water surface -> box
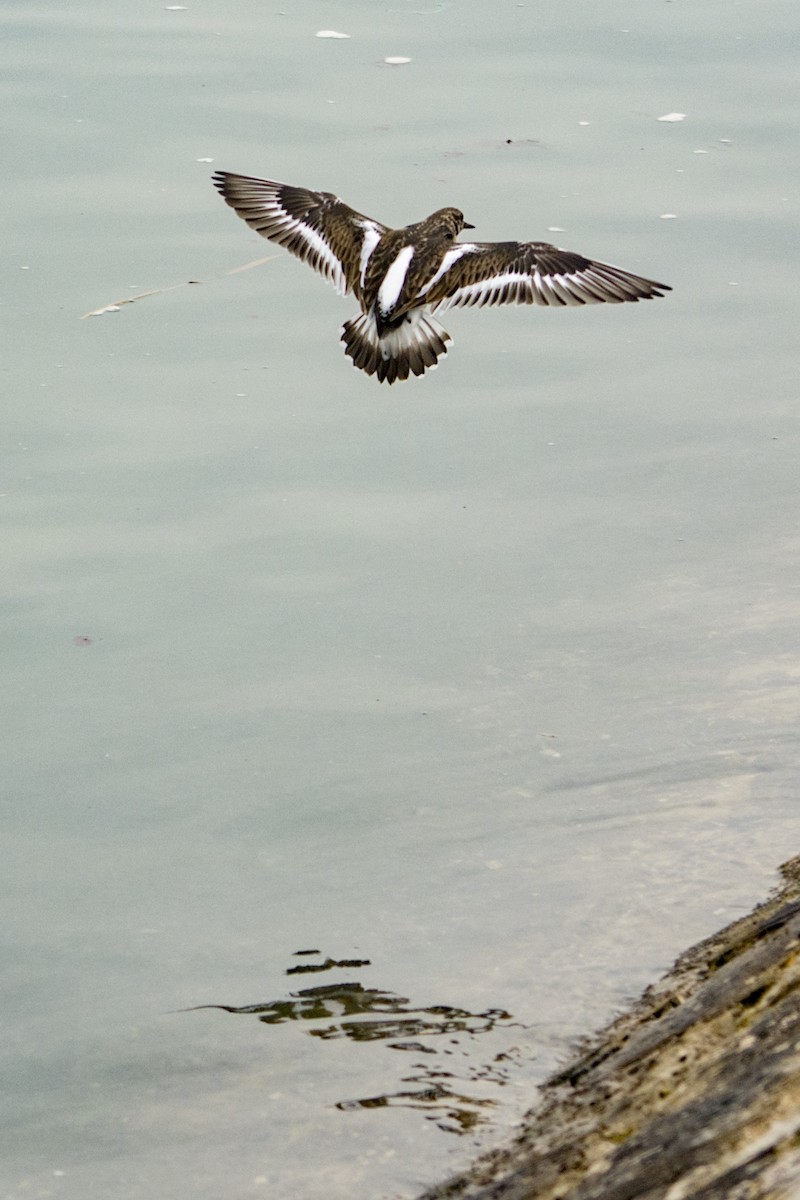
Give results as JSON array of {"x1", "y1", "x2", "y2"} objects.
[{"x1": 3, "y1": 1, "x2": 800, "y2": 1196}]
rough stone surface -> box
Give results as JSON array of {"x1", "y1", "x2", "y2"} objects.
[{"x1": 418, "y1": 857, "x2": 800, "y2": 1200}]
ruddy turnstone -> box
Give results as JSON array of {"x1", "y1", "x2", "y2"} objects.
[{"x1": 212, "y1": 171, "x2": 671, "y2": 384}]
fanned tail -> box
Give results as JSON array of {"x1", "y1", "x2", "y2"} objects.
[{"x1": 341, "y1": 310, "x2": 452, "y2": 384}]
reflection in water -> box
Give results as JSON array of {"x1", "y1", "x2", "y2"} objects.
[
  {"x1": 337, "y1": 1082, "x2": 495, "y2": 1133},
  {"x1": 287, "y1": 956, "x2": 371, "y2": 976},
  {"x1": 183, "y1": 951, "x2": 522, "y2": 1134}
]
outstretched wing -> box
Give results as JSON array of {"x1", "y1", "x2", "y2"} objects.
[
  {"x1": 211, "y1": 172, "x2": 387, "y2": 301},
  {"x1": 421, "y1": 241, "x2": 671, "y2": 311}
]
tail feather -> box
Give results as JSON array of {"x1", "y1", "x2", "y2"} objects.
[{"x1": 341, "y1": 309, "x2": 452, "y2": 384}]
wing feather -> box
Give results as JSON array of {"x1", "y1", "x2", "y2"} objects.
[{"x1": 425, "y1": 241, "x2": 671, "y2": 312}]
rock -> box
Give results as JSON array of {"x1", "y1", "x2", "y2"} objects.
[{"x1": 419, "y1": 856, "x2": 800, "y2": 1200}]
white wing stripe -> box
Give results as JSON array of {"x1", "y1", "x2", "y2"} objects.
[
  {"x1": 223, "y1": 181, "x2": 351, "y2": 295},
  {"x1": 270, "y1": 211, "x2": 349, "y2": 295},
  {"x1": 433, "y1": 265, "x2": 625, "y2": 311},
  {"x1": 418, "y1": 243, "x2": 479, "y2": 296},
  {"x1": 435, "y1": 269, "x2": 532, "y2": 311}
]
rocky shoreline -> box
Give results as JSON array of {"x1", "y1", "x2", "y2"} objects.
[{"x1": 418, "y1": 855, "x2": 800, "y2": 1200}]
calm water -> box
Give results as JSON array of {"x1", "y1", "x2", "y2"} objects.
[{"x1": 4, "y1": 0, "x2": 800, "y2": 1196}]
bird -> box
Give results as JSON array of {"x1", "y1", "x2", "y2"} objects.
[{"x1": 211, "y1": 171, "x2": 671, "y2": 384}]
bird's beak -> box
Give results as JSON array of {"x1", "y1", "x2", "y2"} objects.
[{"x1": 463, "y1": 221, "x2": 475, "y2": 229}]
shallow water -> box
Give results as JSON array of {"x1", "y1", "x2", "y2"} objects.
[{"x1": 4, "y1": 1, "x2": 800, "y2": 1196}]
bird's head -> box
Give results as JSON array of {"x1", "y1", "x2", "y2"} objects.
[{"x1": 428, "y1": 207, "x2": 476, "y2": 241}]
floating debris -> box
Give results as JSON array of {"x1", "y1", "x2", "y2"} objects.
[
  {"x1": 80, "y1": 255, "x2": 280, "y2": 318},
  {"x1": 659, "y1": 213, "x2": 678, "y2": 219},
  {"x1": 316, "y1": 29, "x2": 350, "y2": 39},
  {"x1": 85, "y1": 302, "x2": 121, "y2": 315},
  {"x1": 658, "y1": 111, "x2": 686, "y2": 122}
]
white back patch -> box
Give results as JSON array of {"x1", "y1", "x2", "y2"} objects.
[{"x1": 377, "y1": 245, "x2": 415, "y2": 316}]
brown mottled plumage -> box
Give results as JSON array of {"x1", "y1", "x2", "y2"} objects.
[{"x1": 212, "y1": 172, "x2": 671, "y2": 383}]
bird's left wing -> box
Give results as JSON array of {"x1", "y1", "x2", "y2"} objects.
[
  {"x1": 421, "y1": 241, "x2": 671, "y2": 311},
  {"x1": 212, "y1": 172, "x2": 387, "y2": 300}
]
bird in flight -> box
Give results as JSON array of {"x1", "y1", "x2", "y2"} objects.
[{"x1": 212, "y1": 172, "x2": 671, "y2": 384}]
